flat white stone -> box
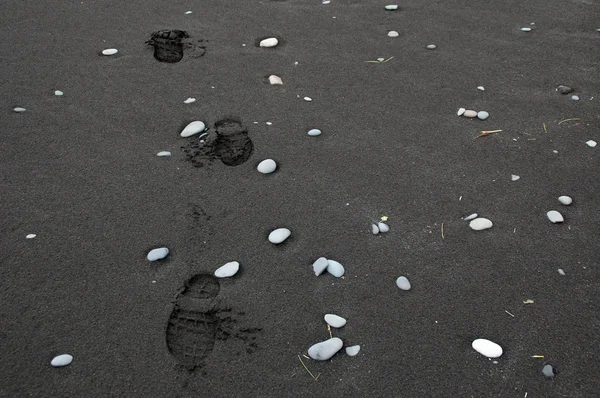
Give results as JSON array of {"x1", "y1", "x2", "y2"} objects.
[
  {"x1": 259, "y1": 38, "x2": 278, "y2": 48},
  {"x1": 304, "y1": 97, "x2": 312, "y2": 102},
  {"x1": 463, "y1": 110, "x2": 477, "y2": 118},
  {"x1": 396, "y1": 276, "x2": 411, "y2": 290},
  {"x1": 457, "y1": 108, "x2": 466, "y2": 116},
  {"x1": 472, "y1": 339, "x2": 503, "y2": 358},
  {"x1": 180, "y1": 121, "x2": 206, "y2": 137},
  {"x1": 384, "y1": 5, "x2": 398, "y2": 10},
  {"x1": 13, "y1": 107, "x2": 26, "y2": 112},
  {"x1": 324, "y1": 314, "x2": 347, "y2": 328},
  {"x1": 51, "y1": 354, "x2": 73, "y2": 367},
  {"x1": 185, "y1": 11, "x2": 192, "y2": 14},
  {"x1": 308, "y1": 337, "x2": 343, "y2": 360},
  {"x1": 547, "y1": 210, "x2": 564, "y2": 223},
  {"x1": 257, "y1": 159, "x2": 277, "y2": 174},
  {"x1": 520, "y1": 27, "x2": 532, "y2": 32},
  {"x1": 511, "y1": 174, "x2": 520, "y2": 181},
  {"x1": 372, "y1": 224, "x2": 379, "y2": 235},
  {"x1": 477, "y1": 111, "x2": 489, "y2": 120},
  {"x1": 388, "y1": 31, "x2": 399, "y2": 37},
  {"x1": 469, "y1": 218, "x2": 493, "y2": 230},
  {"x1": 345, "y1": 345, "x2": 361, "y2": 356},
  {"x1": 586, "y1": 140, "x2": 597, "y2": 148},
  {"x1": 268, "y1": 75, "x2": 283, "y2": 85},
  {"x1": 156, "y1": 151, "x2": 171, "y2": 157},
  {"x1": 54, "y1": 90, "x2": 64, "y2": 96},
  {"x1": 378, "y1": 222, "x2": 390, "y2": 233},
  {"x1": 477, "y1": 86, "x2": 485, "y2": 91},
  {"x1": 313, "y1": 257, "x2": 329, "y2": 276},
  {"x1": 147, "y1": 247, "x2": 169, "y2": 261},
  {"x1": 308, "y1": 129, "x2": 322, "y2": 137},
  {"x1": 558, "y1": 268, "x2": 566, "y2": 276},
  {"x1": 426, "y1": 44, "x2": 437, "y2": 49},
  {"x1": 463, "y1": 213, "x2": 478, "y2": 221},
  {"x1": 265, "y1": 122, "x2": 272, "y2": 126},
  {"x1": 102, "y1": 48, "x2": 118, "y2": 55},
  {"x1": 183, "y1": 98, "x2": 196, "y2": 104},
  {"x1": 26, "y1": 234, "x2": 36, "y2": 239},
  {"x1": 327, "y1": 259, "x2": 345, "y2": 277},
  {"x1": 214, "y1": 261, "x2": 240, "y2": 278},
  {"x1": 558, "y1": 196, "x2": 572, "y2": 205},
  {"x1": 268, "y1": 228, "x2": 291, "y2": 244}
]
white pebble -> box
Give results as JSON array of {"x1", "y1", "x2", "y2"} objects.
[
  {"x1": 313, "y1": 257, "x2": 329, "y2": 276},
  {"x1": 266, "y1": 122, "x2": 272, "y2": 126},
  {"x1": 469, "y1": 218, "x2": 493, "y2": 231},
  {"x1": 463, "y1": 213, "x2": 478, "y2": 221},
  {"x1": 183, "y1": 98, "x2": 196, "y2": 104},
  {"x1": 214, "y1": 261, "x2": 240, "y2": 278},
  {"x1": 185, "y1": 11, "x2": 192, "y2": 14},
  {"x1": 477, "y1": 86, "x2": 485, "y2": 91},
  {"x1": 384, "y1": 4, "x2": 398, "y2": 10},
  {"x1": 268, "y1": 75, "x2": 283, "y2": 85},
  {"x1": 388, "y1": 31, "x2": 399, "y2": 37},
  {"x1": 268, "y1": 228, "x2": 291, "y2": 244},
  {"x1": 472, "y1": 339, "x2": 503, "y2": 358},
  {"x1": 327, "y1": 259, "x2": 345, "y2": 277},
  {"x1": 377, "y1": 222, "x2": 390, "y2": 233},
  {"x1": 520, "y1": 27, "x2": 532, "y2": 32},
  {"x1": 156, "y1": 151, "x2": 171, "y2": 157},
  {"x1": 102, "y1": 48, "x2": 118, "y2": 55},
  {"x1": 463, "y1": 110, "x2": 477, "y2": 118},
  {"x1": 180, "y1": 121, "x2": 206, "y2": 137},
  {"x1": 426, "y1": 44, "x2": 437, "y2": 50},
  {"x1": 259, "y1": 38, "x2": 278, "y2": 48},
  {"x1": 477, "y1": 111, "x2": 489, "y2": 120},
  {"x1": 372, "y1": 224, "x2": 380, "y2": 235},
  {"x1": 51, "y1": 354, "x2": 73, "y2": 367},
  {"x1": 345, "y1": 345, "x2": 360, "y2": 356},
  {"x1": 26, "y1": 234, "x2": 36, "y2": 239},
  {"x1": 396, "y1": 276, "x2": 411, "y2": 290},
  {"x1": 147, "y1": 247, "x2": 169, "y2": 261},
  {"x1": 324, "y1": 314, "x2": 347, "y2": 328},
  {"x1": 54, "y1": 90, "x2": 63, "y2": 96},
  {"x1": 307, "y1": 129, "x2": 322, "y2": 137},
  {"x1": 558, "y1": 196, "x2": 572, "y2": 205},
  {"x1": 586, "y1": 140, "x2": 597, "y2": 148},
  {"x1": 457, "y1": 108, "x2": 466, "y2": 116},
  {"x1": 571, "y1": 95, "x2": 580, "y2": 101},
  {"x1": 304, "y1": 97, "x2": 312, "y2": 102},
  {"x1": 308, "y1": 337, "x2": 343, "y2": 361},
  {"x1": 558, "y1": 268, "x2": 566, "y2": 276},
  {"x1": 377, "y1": 58, "x2": 385, "y2": 62},
  {"x1": 511, "y1": 174, "x2": 520, "y2": 181},
  {"x1": 547, "y1": 210, "x2": 564, "y2": 223},
  {"x1": 13, "y1": 107, "x2": 26, "y2": 112},
  {"x1": 257, "y1": 159, "x2": 277, "y2": 174}
]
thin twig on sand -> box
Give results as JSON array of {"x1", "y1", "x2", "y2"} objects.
[
  {"x1": 298, "y1": 355, "x2": 317, "y2": 380},
  {"x1": 475, "y1": 130, "x2": 502, "y2": 139}
]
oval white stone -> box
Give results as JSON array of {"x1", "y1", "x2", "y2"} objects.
[
  {"x1": 511, "y1": 174, "x2": 520, "y2": 181},
  {"x1": 313, "y1": 257, "x2": 329, "y2": 276},
  {"x1": 327, "y1": 259, "x2": 345, "y2": 277},
  {"x1": 26, "y1": 234, "x2": 37, "y2": 239},
  {"x1": 586, "y1": 140, "x2": 597, "y2": 148},
  {"x1": 371, "y1": 224, "x2": 379, "y2": 235},
  {"x1": 324, "y1": 314, "x2": 347, "y2": 328},
  {"x1": 469, "y1": 218, "x2": 493, "y2": 230},
  {"x1": 308, "y1": 337, "x2": 343, "y2": 360},
  {"x1": 55, "y1": 90, "x2": 64, "y2": 96},
  {"x1": 180, "y1": 121, "x2": 206, "y2": 137},
  {"x1": 547, "y1": 210, "x2": 564, "y2": 223},
  {"x1": 268, "y1": 228, "x2": 291, "y2": 244},
  {"x1": 477, "y1": 111, "x2": 489, "y2": 120},
  {"x1": 51, "y1": 354, "x2": 73, "y2": 367},
  {"x1": 558, "y1": 196, "x2": 572, "y2": 205},
  {"x1": 520, "y1": 27, "x2": 532, "y2": 32},
  {"x1": 457, "y1": 108, "x2": 466, "y2": 116},
  {"x1": 378, "y1": 222, "x2": 390, "y2": 233},
  {"x1": 477, "y1": 86, "x2": 485, "y2": 91},
  {"x1": 346, "y1": 345, "x2": 360, "y2": 356},
  {"x1": 396, "y1": 276, "x2": 411, "y2": 290},
  {"x1": 13, "y1": 107, "x2": 26, "y2": 112},
  {"x1": 268, "y1": 75, "x2": 283, "y2": 85},
  {"x1": 558, "y1": 268, "x2": 566, "y2": 276},
  {"x1": 388, "y1": 31, "x2": 399, "y2": 37},
  {"x1": 257, "y1": 159, "x2": 277, "y2": 174},
  {"x1": 426, "y1": 44, "x2": 437, "y2": 49},
  {"x1": 147, "y1": 247, "x2": 169, "y2": 261},
  {"x1": 308, "y1": 129, "x2": 322, "y2": 137},
  {"x1": 157, "y1": 151, "x2": 171, "y2": 157},
  {"x1": 463, "y1": 110, "x2": 477, "y2": 118},
  {"x1": 463, "y1": 213, "x2": 478, "y2": 221},
  {"x1": 214, "y1": 261, "x2": 240, "y2": 278},
  {"x1": 304, "y1": 97, "x2": 312, "y2": 102},
  {"x1": 184, "y1": 98, "x2": 196, "y2": 104},
  {"x1": 384, "y1": 5, "x2": 398, "y2": 10},
  {"x1": 259, "y1": 38, "x2": 278, "y2": 48},
  {"x1": 472, "y1": 339, "x2": 503, "y2": 358},
  {"x1": 102, "y1": 48, "x2": 118, "y2": 55}
]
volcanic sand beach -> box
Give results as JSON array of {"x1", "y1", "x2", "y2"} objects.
[{"x1": 1, "y1": 0, "x2": 599, "y2": 396}]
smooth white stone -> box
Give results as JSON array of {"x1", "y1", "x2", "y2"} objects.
[
  {"x1": 180, "y1": 121, "x2": 206, "y2": 137},
  {"x1": 102, "y1": 48, "x2": 118, "y2": 55},
  {"x1": 308, "y1": 129, "x2": 322, "y2": 137},
  {"x1": 185, "y1": 11, "x2": 192, "y2": 14},
  {"x1": 371, "y1": 224, "x2": 379, "y2": 235},
  {"x1": 472, "y1": 339, "x2": 503, "y2": 358},
  {"x1": 586, "y1": 140, "x2": 597, "y2": 147},
  {"x1": 147, "y1": 247, "x2": 169, "y2": 261},
  {"x1": 457, "y1": 108, "x2": 466, "y2": 116},
  {"x1": 259, "y1": 38, "x2": 278, "y2": 48},
  {"x1": 388, "y1": 31, "x2": 399, "y2": 37},
  {"x1": 156, "y1": 151, "x2": 171, "y2": 157},
  {"x1": 558, "y1": 268, "x2": 566, "y2": 276},
  {"x1": 520, "y1": 27, "x2": 532, "y2": 32},
  {"x1": 51, "y1": 354, "x2": 73, "y2": 367},
  {"x1": 54, "y1": 90, "x2": 64, "y2": 96},
  {"x1": 477, "y1": 86, "x2": 485, "y2": 91},
  {"x1": 304, "y1": 97, "x2": 312, "y2": 102},
  {"x1": 268, "y1": 75, "x2": 283, "y2": 85},
  {"x1": 308, "y1": 337, "x2": 343, "y2": 360},
  {"x1": 384, "y1": 5, "x2": 398, "y2": 10},
  {"x1": 469, "y1": 218, "x2": 493, "y2": 230},
  {"x1": 426, "y1": 44, "x2": 437, "y2": 49},
  {"x1": 396, "y1": 276, "x2": 411, "y2": 290},
  {"x1": 345, "y1": 345, "x2": 361, "y2": 356},
  {"x1": 183, "y1": 98, "x2": 196, "y2": 104},
  {"x1": 313, "y1": 257, "x2": 329, "y2": 276},
  {"x1": 13, "y1": 107, "x2": 26, "y2": 112},
  {"x1": 326, "y1": 259, "x2": 345, "y2": 277},
  {"x1": 463, "y1": 213, "x2": 478, "y2": 221},
  {"x1": 268, "y1": 228, "x2": 291, "y2": 244},
  {"x1": 378, "y1": 222, "x2": 390, "y2": 233},
  {"x1": 324, "y1": 314, "x2": 347, "y2": 328},
  {"x1": 214, "y1": 261, "x2": 240, "y2": 278},
  {"x1": 547, "y1": 210, "x2": 564, "y2": 223},
  {"x1": 477, "y1": 111, "x2": 489, "y2": 120},
  {"x1": 511, "y1": 174, "x2": 520, "y2": 181},
  {"x1": 558, "y1": 196, "x2": 572, "y2": 205},
  {"x1": 265, "y1": 122, "x2": 272, "y2": 126},
  {"x1": 463, "y1": 110, "x2": 477, "y2": 118},
  {"x1": 377, "y1": 58, "x2": 385, "y2": 62},
  {"x1": 26, "y1": 234, "x2": 36, "y2": 239},
  {"x1": 257, "y1": 159, "x2": 277, "y2": 174},
  {"x1": 571, "y1": 95, "x2": 579, "y2": 101}
]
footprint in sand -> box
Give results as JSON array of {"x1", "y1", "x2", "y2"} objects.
[{"x1": 146, "y1": 30, "x2": 206, "y2": 63}]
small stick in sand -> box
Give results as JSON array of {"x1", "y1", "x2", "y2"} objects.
[
  {"x1": 505, "y1": 310, "x2": 515, "y2": 317},
  {"x1": 441, "y1": 223, "x2": 445, "y2": 239},
  {"x1": 327, "y1": 324, "x2": 332, "y2": 339},
  {"x1": 475, "y1": 130, "x2": 502, "y2": 139},
  {"x1": 531, "y1": 355, "x2": 544, "y2": 358},
  {"x1": 558, "y1": 118, "x2": 580, "y2": 125},
  {"x1": 543, "y1": 123, "x2": 547, "y2": 133},
  {"x1": 298, "y1": 355, "x2": 317, "y2": 379}
]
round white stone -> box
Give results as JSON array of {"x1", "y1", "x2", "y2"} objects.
[
  {"x1": 183, "y1": 98, "x2": 196, "y2": 104},
  {"x1": 257, "y1": 159, "x2": 277, "y2": 174},
  {"x1": 324, "y1": 314, "x2": 347, "y2": 328},
  {"x1": 346, "y1": 345, "x2": 360, "y2": 356},
  {"x1": 51, "y1": 354, "x2": 73, "y2": 367},
  {"x1": 469, "y1": 218, "x2": 493, "y2": 231},
  {"x1": 463, "y1": 110, "x2": 477, "y2": 118},
  {"x1": 378, "y1": 222, "x2": 390, "y2": 233},
  {"x1": 102, "y1": 48, "x2": 118, "y2": 55},
  {"x1": 308, "y1": 337, "x2": 343, "y2": 361},
  {"x1": 586, "y1": 140, "x2": 597, "y2": 148},
  {"x1": 558, "y1": 196, "x2": 572, "y2": 205},
  {"x1": 384, "y1": 5, "x2": 398, "y2": 10},
  {"x1": 472, "y1": 339, "x2": 503, "y2": 358},
  {"x1": 520, "y1": 27, "x2": 532, "y2": 32},
  {"x1": 156, "y1": 151, "x2": 171, "y2": 157},
  {"x1": 426, "y1": 44, "x2": 437, "y2": 50},
  {"x1": 547, "y1": 210, "x2": 564, "y2": 223},
  {"x1": 511, "y1": 174, "x2": 520, "y2": 181},
  {"x1": 457, "y1": 108, "x2": 466, "y2": 116},
  {"x1": 13, "y1": 107, "x2": 26, "y2": 112},
  {"x1": 54, "y1": 90, "x2": 64, "y2": 96},
  {"x1": 388, "y1": 31, "x2": 399, "y2": 37},
  {"x1": 268, "y1": 228, "x2": 291, "y2": 244},
  {"x1": 214, "y1": 261, "x2": 240, "y2": 278},
  {"x1": 268, "y1": 75, "x2": 283, "y2": 85},
  {"x1": 372, "y1": 224, "x2": 380, "y2": 235},
  {"x1": 180, "y1": 121, "x2": 206, "y2": 137},
  {"x1": 477, "y1": 86, "x2": 485, "y2": 91},
  {"x1": 313, "y1": 257, "x2": 329, "y2": 276},
  {"x1": 396, "y1": 276, "x2": 411, "y2": 290},
  {"x1": 147, "y1": 247, "x2": 169, "y2": 261},
  {"x1": 477, "y1": 111, "x2": 489, "y2": 120},
  {"x1": 327, "y1": 259, "x2": 345, "y2": 277},
  {"x1": 26, "y1": 234, "x2": 37, "y2": 239},
  {"x1": 463, "y1": 213, "x2": 478, "y2": 221},
  {"x1": 307, "y1": 129, "x2": 322, "y2": 137},
  {"x1": 259, "y1": 38, "x2": 278, "y2": 48}
]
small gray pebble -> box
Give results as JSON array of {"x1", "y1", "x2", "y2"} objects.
[
  {"x1": 542, "y1": 364, "x2": 555, "y2": 379},
  {"x1": 477, "y1": 111, "x2": 489, "y2": 120},
  {"x1": 556, "y1": 85, "x2": 573, "y2": 95},
  {"x1": 571, "y1": 95, "x2": 579, "y2": 101}
]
